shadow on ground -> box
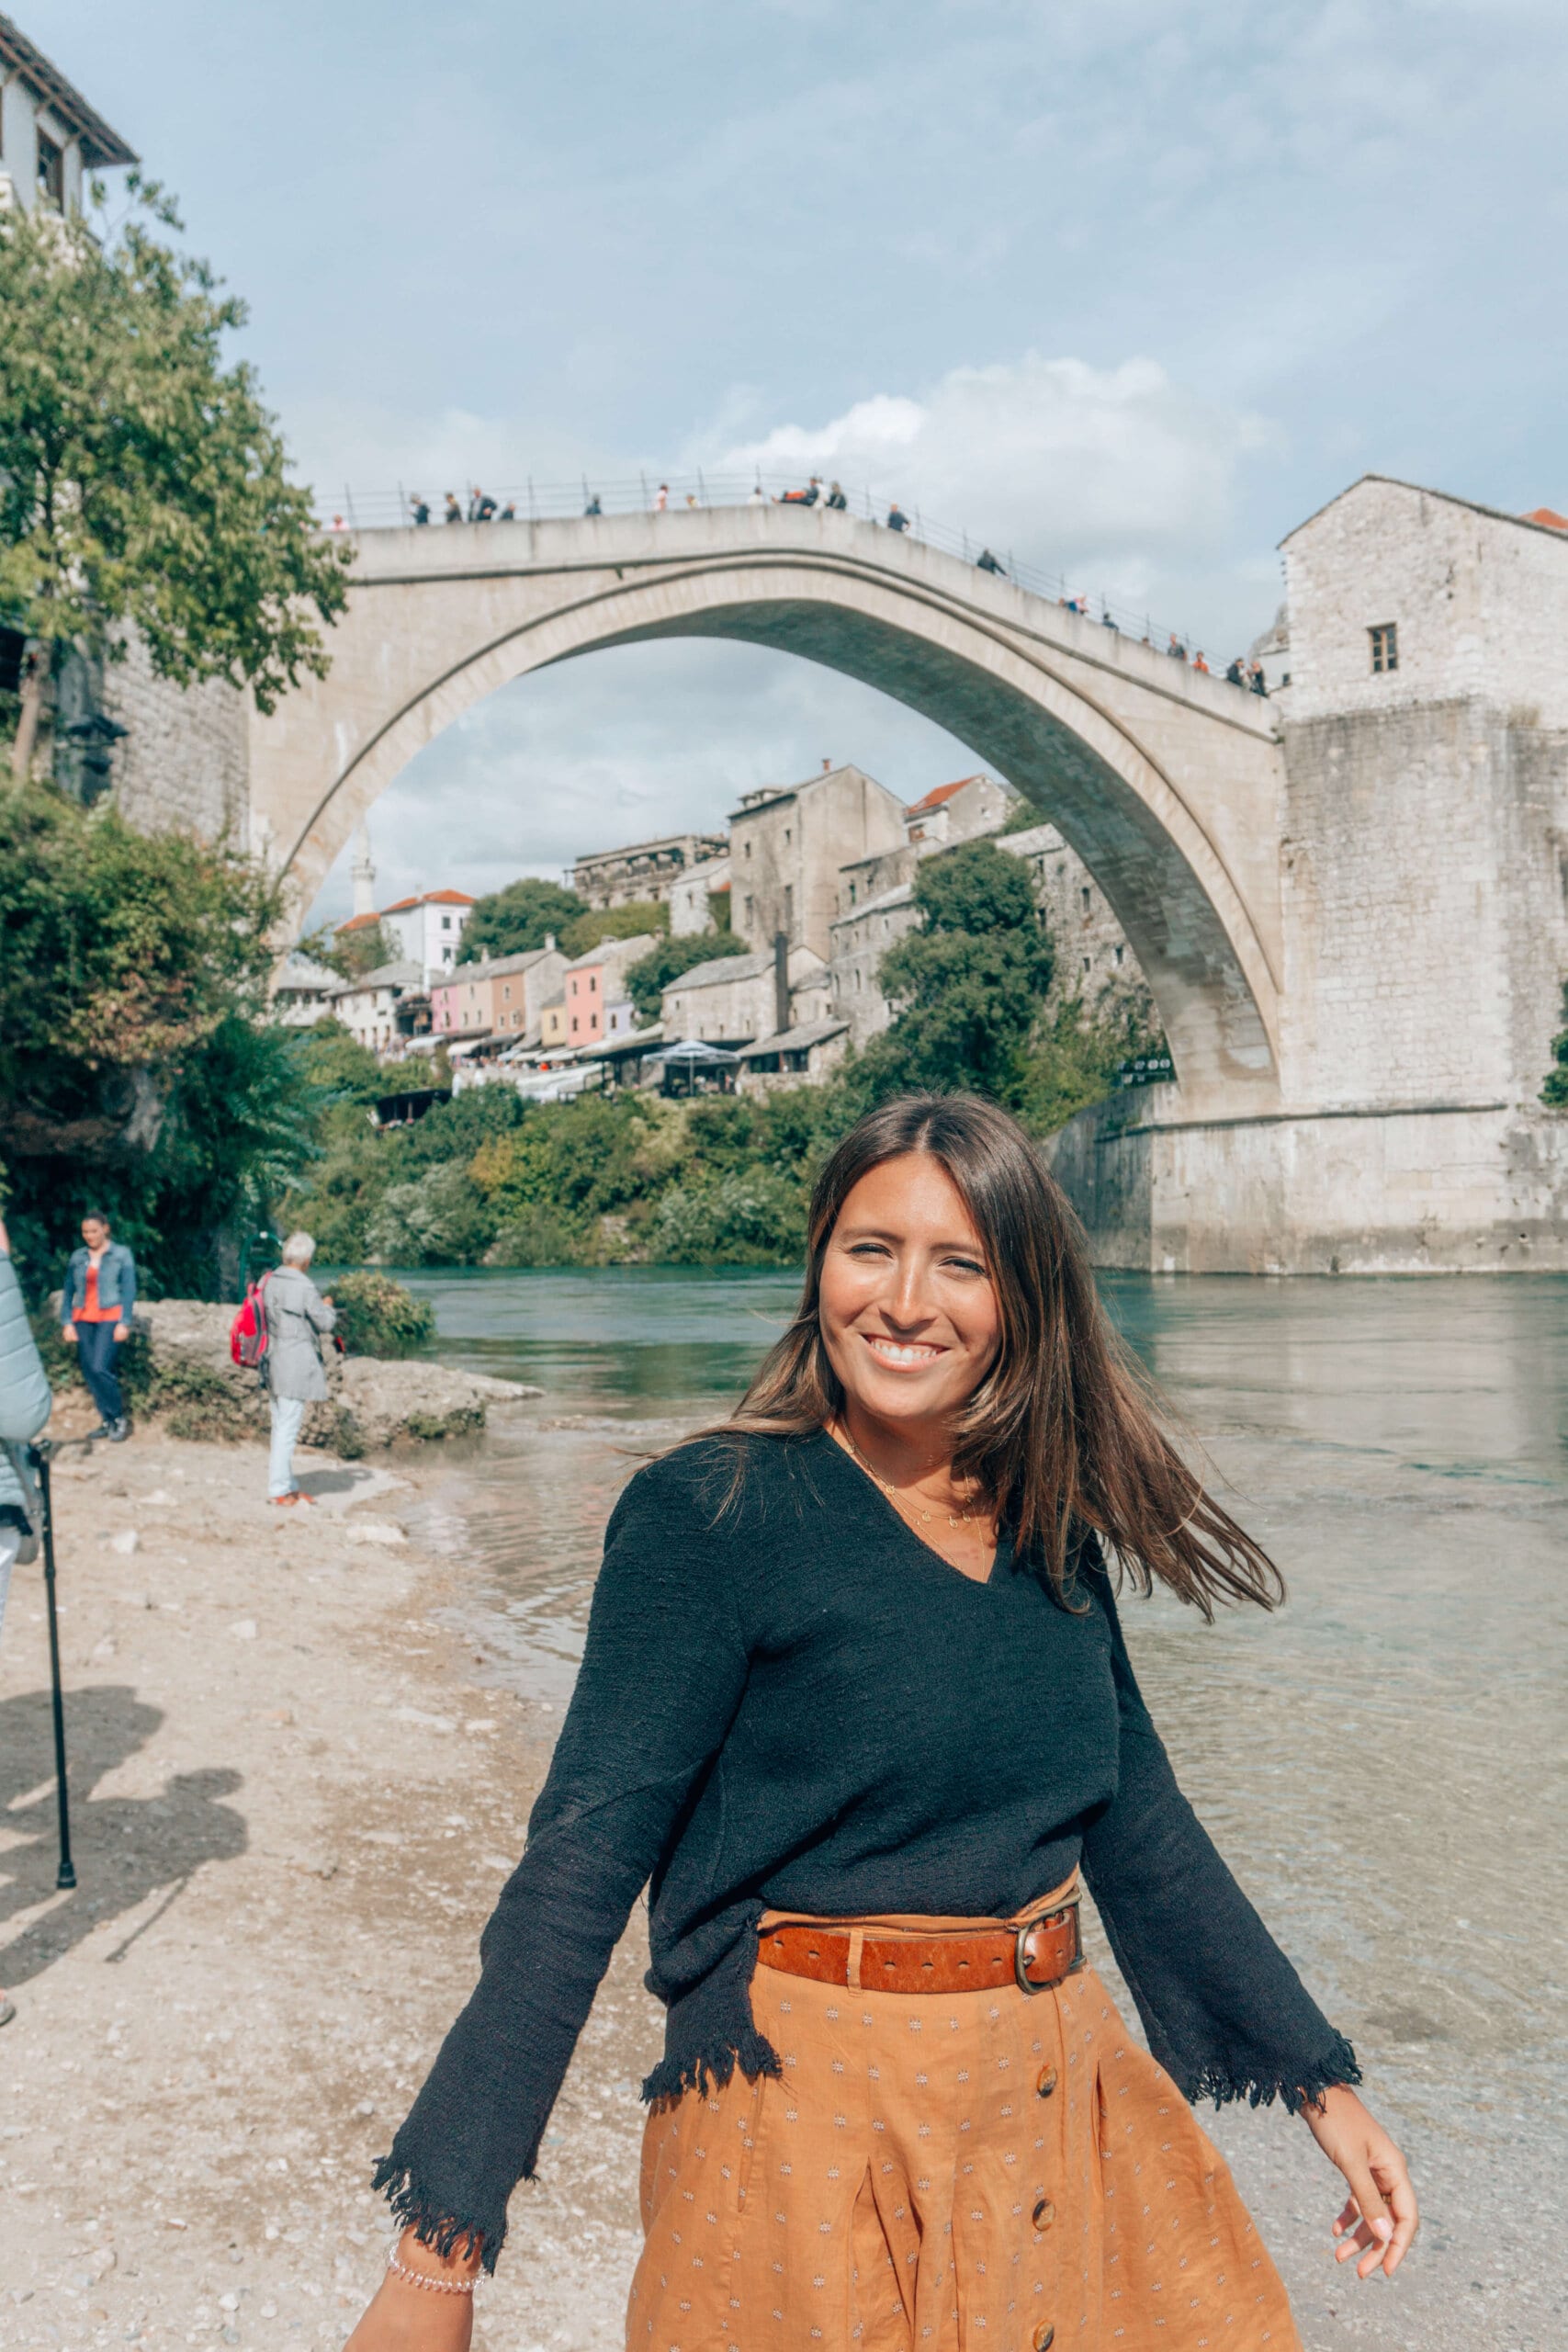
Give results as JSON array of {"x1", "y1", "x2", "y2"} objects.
[{"x1": 0, "y1": 1683, "x2": 247, "y2": 1985}]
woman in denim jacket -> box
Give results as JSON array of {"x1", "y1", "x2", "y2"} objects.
[{"x1": 61, "y1": 1211, "x2": 136, "y2": 1442}]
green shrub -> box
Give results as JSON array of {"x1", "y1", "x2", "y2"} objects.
[
  {"x1": 329, "y1": 1270, "x2": 435, "y2": 1358},
  {"x1": 649, "y1": 1167, "x2": 804, "y2": 1265},
  {"x1": 365, "y1": 1161, "x2": 499, "y2": 1265}
]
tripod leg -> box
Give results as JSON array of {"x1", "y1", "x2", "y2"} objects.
[{"x1": 38, "y1": 1453, "x2": 76, "y2": 1892}]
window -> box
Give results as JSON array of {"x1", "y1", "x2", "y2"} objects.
[
  {"x1": 37, "y1": 135, "x2": 63, "y2": 208},
  {"x1": 1081, "y1": 956, "x2": 1091, "y2": 973},
  {"x1": 1370, "y1": 623, "x2": 1398, "y2": 674},
  {"x1": 848, "y1": 881, "x2": 857, "y2": 907},
  {"x1": 745, "y1": 840, "x2": 752, "y2": 859},
  {"x1": 1080, "y1": 886, "x2": 1092, "y2": 913},
  {"x1": 502, "y1": 984, "x2": 512, "y2": 1001},
  {"x1": 784, "y1": 827, "x2": 792, "y2": 845},
  {"x1": 784, "y1": 884, "x2": 795, "y2": 934},
  {"x1": 441, "y1": 914, "x2": 452, "y2": 930},
  {"x1": 571, "y1": 1016, "x2": 580, "y2": 1034},
  {"x1": 744, "y1": 894, "x2": 754, "y2": 929},
  {"x1": 589, "y1": 974, "x2": 597, "y2": 992},
  {"x1": 442, "y1": 947, "x2": 453, "y2": 964},
  {"x1": 1114, "y1": 944, "x2": 1124, "y2": 967}
]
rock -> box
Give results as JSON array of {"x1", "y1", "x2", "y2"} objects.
[
  {"x1": 229, "y1": 1619, "x2": 258, "y2": 1641},
  {"x1": 108, "y1": 1530, "x2": 140, "y2": 1556},
  {"x1": 343, "y1": 1519, "x2": 408, "y2": 1547},
  {"x1": 132, "y1": 1301, "x2": 542, "y2": 1453}
]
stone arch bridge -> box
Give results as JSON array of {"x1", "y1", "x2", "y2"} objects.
[
  {"x1": 253, "y1": 504, "x2": 1284, "y2": 1124},
  {"x1": 246, "y1": 484, "x2": 1568, "y2": 1272}
]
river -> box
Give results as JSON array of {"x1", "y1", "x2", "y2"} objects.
[{"x1": 394, "y1": 1265, "x2": 1566, "y2": 2351}]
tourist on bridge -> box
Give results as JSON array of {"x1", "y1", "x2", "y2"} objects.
[
  {"x1": 263, "y1": 1232, "x2": 336, "y2": 1510},
  {"x1": 1226, "y1": 655, "x2": 1247, "y2": 685},
  {"x1": 1193, "y1": 650, "x2": 1211, "y2": 673},
  {"x1": 886, "y1": 498, "x2": 910, "y2": 530},
  {"x1": 976, "y1": 545, "x2": 1005, "y2": 574},
  {"x1": 1251, "y1": 661, "x2": 1269, "y2": 695},
  {"x1": 653, "y1": 483, "x2": 670, "y2": 510},
  {"x1": 583, "y1": 491, "x2": 603, "y2": 515},
  {"x1": 1167, "y1": 630, "x2": 1188, "y2": 660},
  {"x1": 747, "y1": 482, "x2": 767, "y2": 505},
  {"x1": 410, "y1": 494, "x2": 431, "y2": 526},
  {"x1": 776, "y1": 477, "x2": 821, "y2": 505},
  {"x1": 351, "y1": 1094, "x2": 1416, "y2": 2351},
  {"x1": 1101, "y1": 606, "x2": 1119, "y2": 630},
  {"x1": 473, "y1": 489, "x2": 498, "y2": 523},
  {"x1": 826, "y1": 480, "x2": 848, "y2": 510},
  {"x1": 61, "y1": 1210, "x2": 135, "y2": 1443},
  {"x1": 444, "y1": 493, "x2": 462, "y2": 524}
]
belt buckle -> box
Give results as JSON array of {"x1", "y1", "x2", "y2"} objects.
[{"x1": 1014, "y1": 1888, "x2": 1083, "y2": 1996}]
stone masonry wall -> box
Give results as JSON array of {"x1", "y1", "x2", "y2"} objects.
[
  {"x1": 1277, "y1": 701, "x2": 1568, "y2": 1112},
  {"x1": 101, "y1": 632, "x2": 251, "y2": 843}
]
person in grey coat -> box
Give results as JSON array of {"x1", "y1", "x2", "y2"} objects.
[
  {"x1": 263, "y1": 1232, "x2": 336, "y2": 1508},
  {"x1": 0, "y1": 1212, "x2": 53, "y2": 2030}
]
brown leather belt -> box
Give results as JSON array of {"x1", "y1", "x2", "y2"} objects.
[{"x1": 756, "y1": 1889, "x2": 1083, "y2": 1997}]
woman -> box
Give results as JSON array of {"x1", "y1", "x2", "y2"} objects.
[
  {"x1": 263, "y1": 1233, "x2": 336, "y2": 1509},
  {"x1": 351, "y1": 1095, "x2": 1416, "y2": 2349},
  {"x1": 61, "y1": 1210, "x2": 135, "y2": 1442}
]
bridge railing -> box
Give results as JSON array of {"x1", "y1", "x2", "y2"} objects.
[{"x1": 311, "y1": 472, "x2": 1259, "y2": 683}]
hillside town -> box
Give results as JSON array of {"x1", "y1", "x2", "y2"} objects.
[{"x1": 276, "y1": 763, "x2": 1147, "y2": 1101}]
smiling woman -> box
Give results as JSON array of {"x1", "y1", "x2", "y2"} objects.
[{"x1": 350, "y1": 1093, "x2": 1417, "y2": 2352}]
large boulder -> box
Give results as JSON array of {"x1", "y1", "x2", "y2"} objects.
[{"x1": 132, "y1": 1299, "x2": 539, "y2": 1451}]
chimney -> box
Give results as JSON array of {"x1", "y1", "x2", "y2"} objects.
[
  {"x1": 773, "y1": 931, "x2": 790, "y2": 1038},
  {"x1": 821, "y1": 757, "x2": 831, "y2": 773},
  {"x1": 544, "y1": 932, "x2": 556, "y2": 951}
]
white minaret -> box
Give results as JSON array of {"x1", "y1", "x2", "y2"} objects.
[{"x1": 352, "y1": 821, "x2": 377, "y2": 919}]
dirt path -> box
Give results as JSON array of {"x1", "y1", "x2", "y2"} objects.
[{"x1": 0, "y1": 1425, "x2": 656, "y2": 2351}]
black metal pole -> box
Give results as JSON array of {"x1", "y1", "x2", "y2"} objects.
[{"x1": 33, "y1": 1443, "x2": 76, "y2": 1890}]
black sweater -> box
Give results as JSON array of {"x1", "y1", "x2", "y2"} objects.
[{"x1": 377, "y1": 1431, "x2": 1358, "y2": 2266}]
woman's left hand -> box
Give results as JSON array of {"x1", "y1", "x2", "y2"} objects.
[
  {"x1": 1299, "y1": 2082, "x2": 1417, "y2": 2278},
  {"x1": 113, "y1": 1323, "x2": 130, "y2": 1342}
]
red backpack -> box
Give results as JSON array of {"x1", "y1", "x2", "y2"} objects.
[{"x1": 230, "y1": 1271, "x2": 274, "y2": 1368}]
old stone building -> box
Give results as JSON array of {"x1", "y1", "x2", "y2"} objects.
[
  {"x1": 730, "y1": 763, "x2": 906, "y2": 957},
  {"x1": 828, "y1": 767, "x2": 1146, "y2": 1048},
  {"x1": 570, "y1": 830, "x2": 728, "y2": 911},
  {"x1": 661, "y1": 944, "x2": 830, "y2": 1046},
  {"x1": 668, "y1": 853, "x2": 732, "y2": 935}
]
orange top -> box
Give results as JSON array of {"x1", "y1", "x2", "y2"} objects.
[{"x1": 77, "y1": 1261, "x2": 120, "y2": 1322}]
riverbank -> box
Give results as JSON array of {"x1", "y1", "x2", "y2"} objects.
[{"x1": 0, "y1": 1424, "x2": 659, "y2": 2349}]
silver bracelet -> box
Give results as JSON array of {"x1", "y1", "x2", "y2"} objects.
[{"x1": 386, "y1": 2246, "x2": 479, "y2": 2296}]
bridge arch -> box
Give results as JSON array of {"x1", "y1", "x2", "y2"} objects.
[{"x1": 251, "y1": 511, "x2": 1285, "y2": 1114}]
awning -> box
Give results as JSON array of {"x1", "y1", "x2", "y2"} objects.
[{"x1": 660, "y1": 1037, "x2": 740, "y2": 1066}]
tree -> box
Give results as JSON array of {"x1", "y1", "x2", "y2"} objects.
[
  {"x1": 858, "y1": 840, "x2": 1053, "y2": 1106},
  {"x1": 624, "y1": 926, "x2": 748, "y2": 1023},
  {"x1": 461, "y1": 876, "x2": 585, "y2": 963},
  {"x1": 561, "y1": 898, "x2": 670, "y2": 958},
  {"x1": 0, "y1": 783, "x2": 319, "y2": 1295},
  {"x1": 0, "y1": 181, "x2": 350, "y2": 781}
]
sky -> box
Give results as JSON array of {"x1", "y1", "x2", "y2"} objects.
[{"x1": 34, "y1": 0, "x2": 1568, "y2": 922}]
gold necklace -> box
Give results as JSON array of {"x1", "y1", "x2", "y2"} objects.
[{"x1": 838, "y1": 1423, "x2": 977, "y2": 1530}]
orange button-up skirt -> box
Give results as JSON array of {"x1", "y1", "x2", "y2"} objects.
[{"x1": 628, "y1": 1890, "x2": 1300, "y2": 2352}]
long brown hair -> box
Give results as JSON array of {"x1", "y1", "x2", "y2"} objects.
[{"x1": 719, "y1": 1092, "x2": 1281, "y2": 1619}]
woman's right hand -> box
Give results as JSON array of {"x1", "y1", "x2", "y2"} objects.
[{"x1": 344, "y1": 2233, "x2": 481, "y2": 2352}]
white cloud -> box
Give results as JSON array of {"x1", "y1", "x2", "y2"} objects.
[{"x1": 709, "y1": 354, "x2": 1273, "y2": 601}]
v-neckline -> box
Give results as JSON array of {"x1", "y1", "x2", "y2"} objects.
[{"x1": 819, "y1": 1426, "x2": 1008, "y2": 1589}]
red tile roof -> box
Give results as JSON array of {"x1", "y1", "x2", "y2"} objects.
[
  {"x1": 905, "y1": 775, "x2": 985, "y2": 817},
  {"x1": 1523, "y1": 506, "x2": 1568, "y2": 532},
  {"x1": 337, "y1": 911, "x2": 382, "y2": 933},
  {"x1": 379, "y1": 889, "x2": 477, "y2": 912}
]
